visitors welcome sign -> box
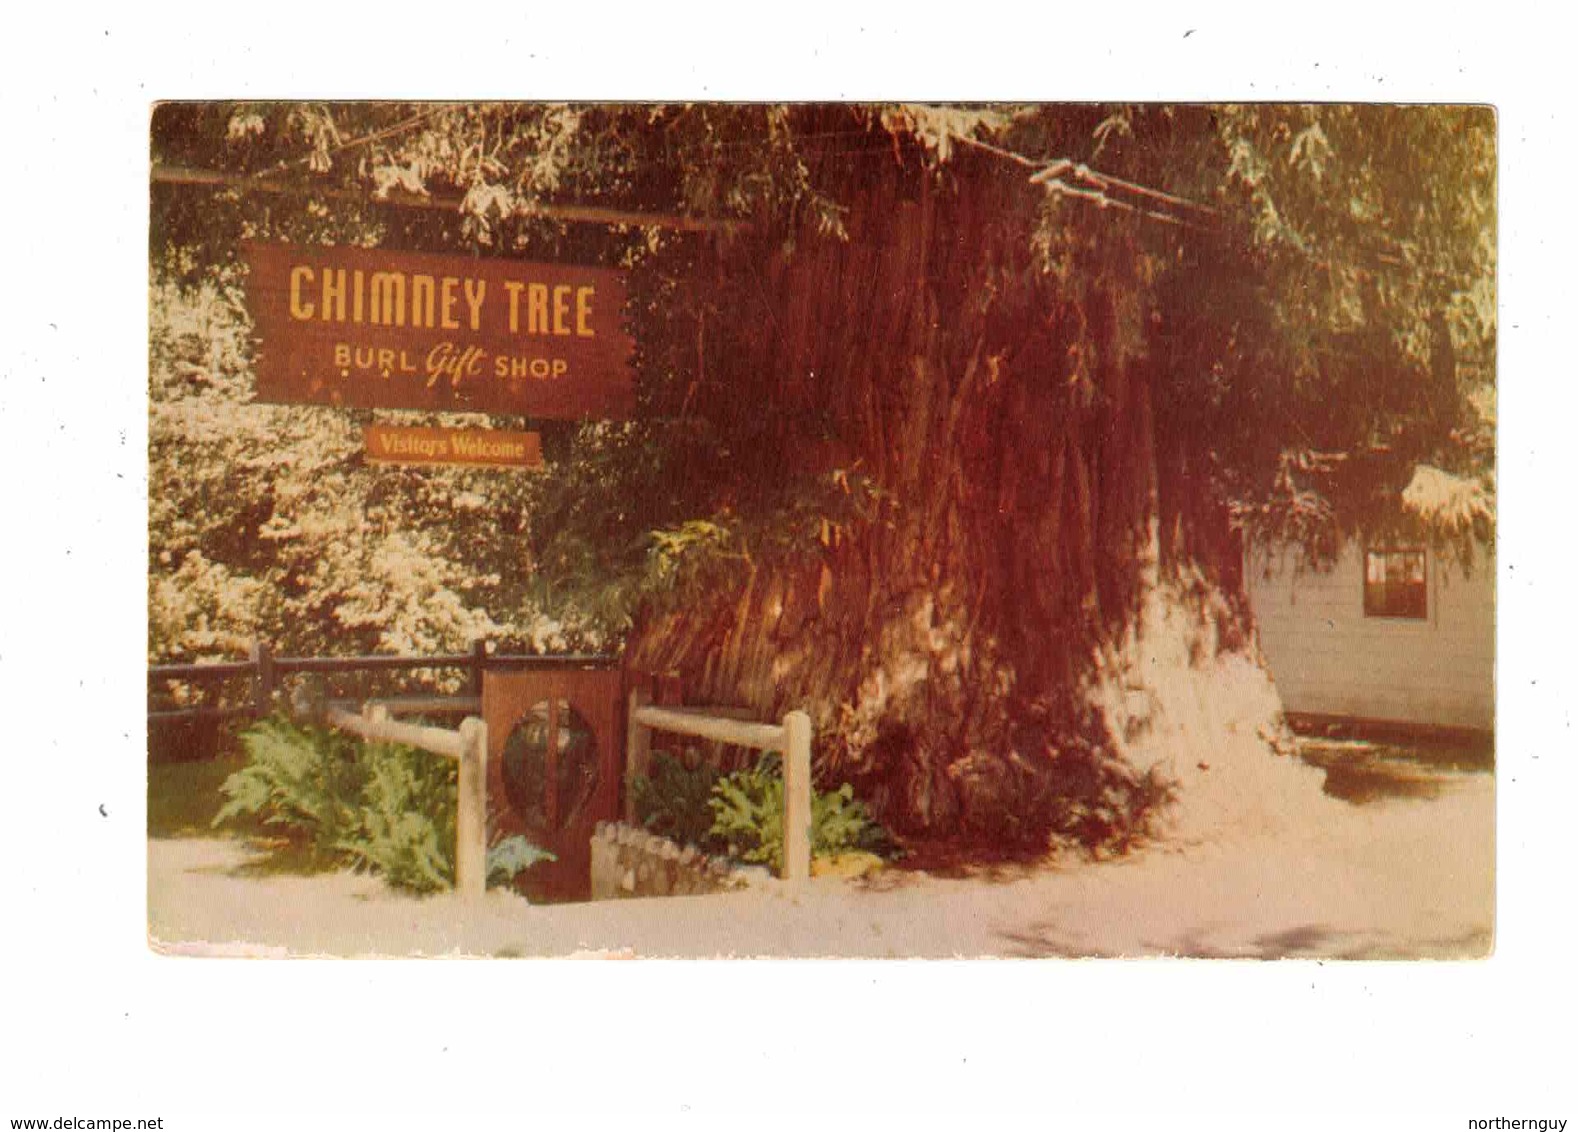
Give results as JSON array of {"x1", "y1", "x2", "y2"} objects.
[
  {"x1": 363, "y1": 425, "x2": 544, "y2": 469},
  {"x1": 243, "y1": 242, "x2": 636, "y2": 418}
]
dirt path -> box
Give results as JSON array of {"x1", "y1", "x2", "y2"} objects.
[{"x1": 148, "y1": 769, "x2": 1492, "y2": 959}]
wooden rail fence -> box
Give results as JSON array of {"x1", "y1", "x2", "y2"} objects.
[
  {"x1": 148, "y1": 641, "x2": 616, "y2": 726},
  {"x1": 625, "y1": 687, "x2": 814, "y2": 884},
  {"x1": 151, "y1": 643, "x2": 812, "y2": 890}
]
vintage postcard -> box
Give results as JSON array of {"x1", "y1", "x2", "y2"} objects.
[{"x1": 146, "y1": 102, "x2": 1495, "y2": 958}]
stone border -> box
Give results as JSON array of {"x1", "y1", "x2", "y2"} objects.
[{"x1": 589, "y1": 822, "x2": 773, "y2": 900}]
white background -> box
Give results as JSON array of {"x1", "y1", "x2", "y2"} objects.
[{"x1": 0, "y1": 2, "x2": 1572, "y2": 1126}]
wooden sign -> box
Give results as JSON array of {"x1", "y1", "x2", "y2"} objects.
[
  {"x1": 243, "y1": 242, "x2": 636, "y2": 418},
  {"x1": 363, "y1": 425, "x2": 543, "y2": 469}
]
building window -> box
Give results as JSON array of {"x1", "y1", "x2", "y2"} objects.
[{"x1": 1364, "y1": 548, "x2": 1427, "y2": 619}]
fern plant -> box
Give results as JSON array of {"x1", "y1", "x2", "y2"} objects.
[
  {"x1": 632, "y1": 750, "x2": 722, "y2": 849},
  {"x1": 215, "y1": 714, "x2": 553, "y2": 895},
  {"x1": 337, "y1": 742, "x2": 458, "y2": 893},
  {"x1": 487, "y1": 836, "x2": 557, "y2": 887},
  {"x1": 213, "y1": 716, "x2": 364, "y2": 857},
  {"x1": 707, "y1": 755, "x2": 889, "y2": 875}
]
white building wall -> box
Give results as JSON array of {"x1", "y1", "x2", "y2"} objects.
[{"x1": 1244, "y1": 541, "x2": 1495, "y2": 731}]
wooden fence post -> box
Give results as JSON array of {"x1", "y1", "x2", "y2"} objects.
[
  {"x1": 456, "y1": 717, "x2": 488, "y2": 901},
  {"x1": 781, "y1": 710, "x2": 812, "y2": 883},
  {"x1": 469, "y1": 639, "x2": 488, "y2": 698},
  {"x1": 625, "y1": 684, "x2": 652, "y2": 824},
  {"x1": 249, "y1": 642, "x2": 275, "y2": 718}
]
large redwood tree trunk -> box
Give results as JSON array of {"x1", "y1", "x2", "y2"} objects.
[{"x1": 628, "y1": 138, "x2": 1246, "y2": 848}]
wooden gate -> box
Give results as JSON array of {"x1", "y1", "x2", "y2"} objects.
[{"x1": 482, "y1": 667, "x2": 624, "y2": 901}]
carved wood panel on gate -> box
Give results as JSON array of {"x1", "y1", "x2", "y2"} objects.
[{"x1": 482, "y1": 667, "x2": 624, "y2": 901}]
